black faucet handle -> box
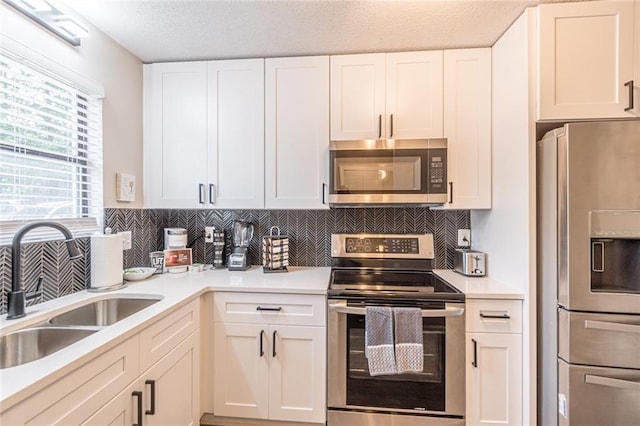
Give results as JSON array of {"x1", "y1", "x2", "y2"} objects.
[{"x1": 26, "y1": 275, "x2": 43, "y2": 301}]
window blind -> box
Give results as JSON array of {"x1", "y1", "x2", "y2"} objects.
[{"x1": 0, "y1": 48, "x2": 103, "y2": 242}]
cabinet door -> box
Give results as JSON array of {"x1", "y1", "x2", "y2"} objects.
[
  {"x1": 145, "y1": 330, "x2": 200, "y2": 426},
  {"x1": 144, "y1": 62, "x2": 208, "y2": 208},
  {"x1": 0, "y1": 336, "x2": 139, "y2": 425},
  {"x1": 330, "y1": 53, "x2": 386, "y2": 140},
  {"x1": 268, "y1": 325, "x2": 326, "y2": 423},
  {"x1": 81, "y1": 381, "x2": 139, "y2": 426},
  {"x1": 265, "y1": 56, "x2": 330, "y2": 209},
  {"x1": 207, "y1": 59, "x2": 264, "y2": 208},
  {"x1": 386, "y1": 51, "x2": 443, "y2": 139},
  {"x1": 213, "y1": 323, "x2": 269, "y2": 419},
  {"x1": 466, "y1": 333, "x2": 522, "y2": 426},
  {"x1": 443, "y1": 48, "x2": 491, "y2": 210},
  {"x1": 538, "y1": 1, "x2": 635, "y2": 119}
]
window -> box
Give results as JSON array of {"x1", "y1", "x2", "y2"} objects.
[{"x1": 0, "y1": 43, "x2": 103, "y2": 242}]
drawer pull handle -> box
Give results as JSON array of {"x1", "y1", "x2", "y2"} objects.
[
  {"x1": 145, "y1": 379, "x2": 156, "y2": 415},
  {"x1": 480, "y1": 313, "x2": 511, "y2": 319},
  {"x1": 584, "y1": 320, "x2": 640, "y2": 334},
  {"x1": 585, "y1": 374, "x2": 640, "y2": 391},
  {"x1": 132, "y1": 391, "x2": 143, "y2": 426},
  {"x1": 256, "y1": 306, "x2": 282, "y2": 312},
  {"x1": 259, "y1": 329, "x2": 265, "y2": 357},
  {"x1": 472, "y1": 338, "x2": 478, "y2": 368},
  {"x1": 272, "y1": 330, "x2": 278, "y2": 357}
]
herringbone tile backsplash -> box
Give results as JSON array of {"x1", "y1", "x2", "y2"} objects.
[{"x1": 1, "y1": 207, "x2": 469, "y2": 314}]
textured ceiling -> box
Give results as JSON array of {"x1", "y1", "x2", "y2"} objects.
[{"x1": 61, "y1": 0, "x2": 586, "y2": 63}]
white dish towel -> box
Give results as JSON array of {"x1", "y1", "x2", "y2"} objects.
[
  {"x1": 365, "y1": 306, "x2": 397, "y2": 376},
  {"x1": 393, "y1": 307, "x2": 424, "y2": 373}
]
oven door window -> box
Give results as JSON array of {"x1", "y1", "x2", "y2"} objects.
[
  {"x1": 346, "y1": 314, "x2": 445, "y2": 411},
  {"x1": 331, "y1": 149, "x2": 428, "y2": 194}
]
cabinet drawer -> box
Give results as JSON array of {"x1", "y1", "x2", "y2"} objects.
[
  {"x1": 139, "y1": 299, "x2": 200, "y2": 372},
  {"x1": 466, "y1": 299, "x2": 522, "y2": 333},
  {"x1": 1, "y1": 336, "x2": 139, "y2": 425},
  {"x1": 214, "y1": 292, "x2": 326, "y2": 326}
]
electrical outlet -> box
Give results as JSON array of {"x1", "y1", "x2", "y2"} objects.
[
  {"x1": 457, "y1": 229, "x2": 471, "y2": 247},
  {"x1": 204, "y1": 226, "x2": 214, "y2": 243},
  {"x1": 119, "y1": 231, "x2": 132, "y2": 250}
]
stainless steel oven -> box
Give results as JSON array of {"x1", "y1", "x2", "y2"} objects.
[
  {"x1": 329, "y1": 139, "x2": 447, "y2": 207},
  {"x1": 327, "y1": 234, "x2": 465, "y2": 426}
]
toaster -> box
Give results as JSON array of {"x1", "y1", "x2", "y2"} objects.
[{"x1": 454, "y1": 249, "x2": 486, "y2": 276}]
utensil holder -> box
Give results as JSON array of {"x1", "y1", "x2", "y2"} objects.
[{"x1": 263, "y1": 226, "x2": 289, "y2": 273}]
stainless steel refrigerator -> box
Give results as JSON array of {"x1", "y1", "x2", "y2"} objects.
[{"x1": 537, "y1": 120, "x2": 640, "y2": 426}]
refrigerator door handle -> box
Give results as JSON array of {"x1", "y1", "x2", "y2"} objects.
[
  {"x1": 584, "y1": 319, "x2": 640, "y2": 335},
  {"x1": 585, "y1": 374, "x2": 640, "y2": 391}
]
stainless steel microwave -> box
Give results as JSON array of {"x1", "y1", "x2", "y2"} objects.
[{"x1": 329, "y1": 139, "x2": 447, "y2": 207}]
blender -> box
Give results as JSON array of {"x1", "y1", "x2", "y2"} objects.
[{"x1": 228, "y1": 220, "x2": 254, "y2": 271}]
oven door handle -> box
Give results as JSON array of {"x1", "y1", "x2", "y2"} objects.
[{"x1": 328, "y1": 304, "x2": 464, "y2": 317}]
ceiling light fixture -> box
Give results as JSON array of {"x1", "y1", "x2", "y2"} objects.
[{"x1": 3, "y1": 0, "x2": 88, "y2": 46}]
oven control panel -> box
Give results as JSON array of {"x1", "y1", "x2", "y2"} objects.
[{"x1": 345, "y1": 237, "x2": 419, "y2": 254}]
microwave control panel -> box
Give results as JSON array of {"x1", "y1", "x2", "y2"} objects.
[
  {"x1": 427, "y1": 148, "x2": 447, "y2": 194},
  {"x1": 345, "y1": 237, "x2": 419, "y2": 254}
]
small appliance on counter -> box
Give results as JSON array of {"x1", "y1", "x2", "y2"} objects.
[
  {"x1": 454, "y1": 249, "x2": 486, "y2": 276},
  {"x1": 262, "y1": 226, "x2": 289, "y2": 273},
  {"x1": 164, "y1": 227, "x2": 187, "y2": 249},
  {"x1": 228, "y1": 220, "x2": 254, "y2": 271}
]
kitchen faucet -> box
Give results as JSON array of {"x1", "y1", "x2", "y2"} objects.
[{"x1": 7, "y1": 221, "x2": 83, "y2": 319}]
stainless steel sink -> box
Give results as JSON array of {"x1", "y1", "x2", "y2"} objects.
[
  {"x1": 0, "y1": 327, "x2": 97, "y2": 369},
  {"x1": 48, "y1": 297, "x2": 161, "y2": 327}
]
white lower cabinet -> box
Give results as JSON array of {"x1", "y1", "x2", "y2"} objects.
[
  {"x1": 465, "y1": 299, "x2": 522, "y2": 426},
  {"x1": 0, "y1": 299, "x2": 201, "y2": 426},
  {"x1": 213, "y1": 292, "x2": 326, "y2": 424},
  {"x1": 85, "y1": 330, "x2": 200, "y2": 426}
]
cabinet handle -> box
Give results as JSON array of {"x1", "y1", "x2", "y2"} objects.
[
  {"x1": 472, "y1": 338, "x2": 478, "y2": 368},
  {"x1": 198, "y1": 184, "x2": 205, "y2": 204},
  {"x1": 259, "y1": 329, "x2": 265, "y2": 357},
  {"x1": 145, "y1": 379, "x2": 156, "y2": 415},
  {"x1": 322, "y1": 183, "x2": 327, "y2": 205},
  {"x1": 132, "y1": 391, "x2": 143, "y2": 426},
  {"x1": 624, "y1": 80, "x2": 634, "y2": 112},
  {"x1": 390, "y1": 114, "x2": 394, "y2": 138},
  {"x1": 448, "y1": 182, "x2": 454, "y2": 204},
  {"x1": 378, "y1": 114, "x2": 382, "y2": 138},
  {"x1": 272, "y1": 330, "x2": 278, "y2": 357},
  {"x1": 209, "y1": 184, "x2": 216, "y2": 204},
  {"x1": 479, "y1": 313, "x2": 511, "y2": 319},
  {"x1": 256, "y1": 306, "x2": 282, "y2": 312}
]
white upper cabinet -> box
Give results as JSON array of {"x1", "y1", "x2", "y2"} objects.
[
  {"x1": 265, "y1": 56, "x2": 330, "y2": 209},
  {"x1": 538, "y1": 0, "x2": 637, "y2": 119},
  {"x1": 144, "y1": 59, "x2": 264, "y2": 209},
  {"x1": 442, "y1": 48, "x2": 492, "y2": 210},
  {"x1": 144, "y1": 62, "x2": 208, "y2": 208},
  {"x1": 386, "y1": 51, "x2": 444, "y2": 139},
  {"x1": 207, "y1": 59, "x2": 264, "y2": 208},
  {"x1": 330, "y1": 51, "x2": 443, "y2": 140}
]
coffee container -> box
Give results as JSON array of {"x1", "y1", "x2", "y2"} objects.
[{"x1": 211, "y1": 227, "x2": 225, "y2": 269}]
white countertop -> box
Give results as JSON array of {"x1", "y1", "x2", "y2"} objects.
[
  {"x1": 434, "y1": 269, "x2": 524, "y2": 299},
  {"x1": 0, "y1": 266, "x2": 331, "y2": 408},
  {"x1": 1, "y1": 265, "x2": 523, "y2": 408}
]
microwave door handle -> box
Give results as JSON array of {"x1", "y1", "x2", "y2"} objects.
[
  {"x1": 584, "y1": 320, "x2": 640, "y2": 334},
  {"x1": 585, "y1": 374, "x2": 640, "y2": 391},
  {"x1": 328, "y1": 304, "x2": 464, "y2": 317}
]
